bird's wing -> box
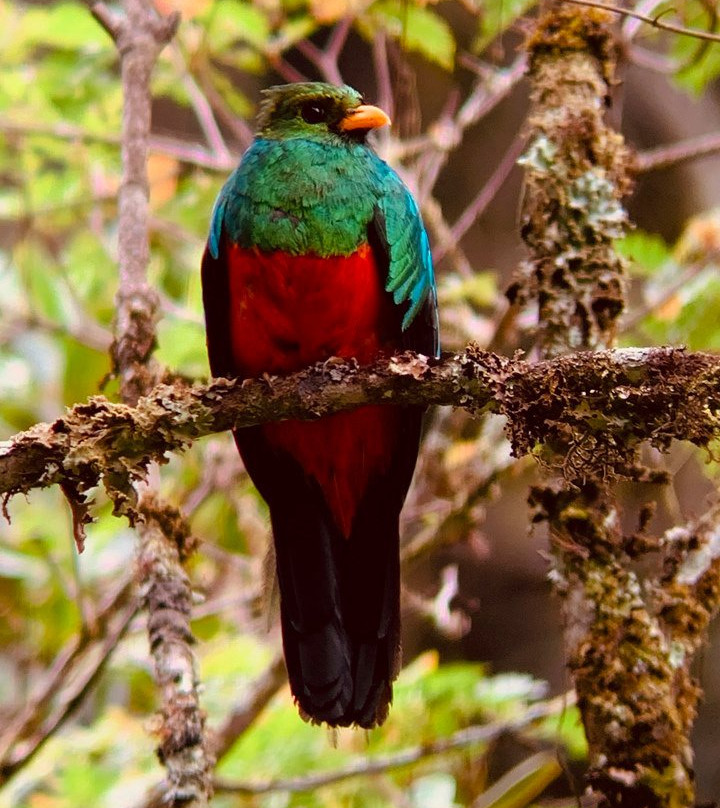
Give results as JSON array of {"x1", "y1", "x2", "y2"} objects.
[
  {"x1": 201, "y1": 179, "x2": 237, "y2": 379},
  {"x1": 371, "y1": 176, "x2": 440, "y2": 358}
]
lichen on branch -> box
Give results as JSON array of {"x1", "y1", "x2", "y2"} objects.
[
  {"x1": 512, "y1": 5, "x2": 716, "y2": 806},
  {"x1": 508, "y1": 4, "x2": 632, "y2": 356},
  {"x1": 1, "y1": 346, "x2": 719, "y2": 518}
]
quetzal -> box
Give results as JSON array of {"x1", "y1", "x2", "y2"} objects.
[{"x1": 201, "y1": 82, "x2": 438, "y2": 728}]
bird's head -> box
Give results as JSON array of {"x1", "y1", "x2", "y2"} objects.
[{"x1": 256, "y1": 82, "x2": 391, "y2": 144}]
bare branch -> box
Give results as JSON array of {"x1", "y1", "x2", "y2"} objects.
[
  {"x1": 635, "y1": 131, "x2": 720, "y2": 173},
  {"x1": 434, "y1": 136, "x2": 526, "y2": 265},
  {"x1": 191, "y1": 68, "x2": 255, "y2": 151},
  {"x1": 91, "y1": 0, "x2": 180, "y2": 405},
  {"x1": 423, "y1": 195, "x2": 474, "y2": 276},
  {"x1": 0, "y1": 119, "x2": 237, "y2": 171},
  {"x1": 265, "y1": 51, "x2": 307, "y2": 83},
  {"x1": 0, "y1": 306, "x2": 113, "y2": 353},
  {"x1": 415, "y1": 57, "x2": 527, "y2": 202},
  {"x1": 91, "y1": 4, "x2": 214, "y2": 806},
  {"x1": 373, "y1": 32, "x2": 394, "y2": 124},
  {"x1": 166, "y1": 43, "x2": 232, "y2": 164},
  {"x1": 134, "y1": 654, "x2": 287, "y2": 808}
]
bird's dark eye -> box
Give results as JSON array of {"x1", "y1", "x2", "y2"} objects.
[{"x1": 300, "y1": 101, "x2": 328, "y2": 124}]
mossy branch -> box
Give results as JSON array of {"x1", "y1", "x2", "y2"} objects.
[
  {"x1": 517, "y1": 5, "x2": 713, "y2": 805},
  {"x1": 1, "y1": 346, "x2": 719, "y2": 515}
]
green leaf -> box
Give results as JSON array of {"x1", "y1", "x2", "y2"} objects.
[
  {"x1": 440, "y1": 273, "x2": 498, "y2": 308},
  {"x1": 671, "y1": 0, "x2": 720, "y2": 95},
  {"x1": 62, "y1": 338, "x2": 110, "y2": 404},
  {"x1": 202, "y1": 635, "x2": 273, "y2": 679},
  {"x1": 362, "y1": 1, "x2": 456, "y2": 70},
  {"x1": 643, "y1": 270, "x2": 720, "y2": 351},
  {"x1": 616, "y1": 231, "x2": 671, "y2": 276},
  {"x1": 474, "y1": 672, "x2": 549, "y2": 711},
  {"x1": 535, "y1": 706, "x2": 588, "y2": 760},
  {"x1": 204, "y1": 0, "x2": 270, "y2": 51},
  {"x1": 155, "y1": 318, "x2": 208, "y2": 376},
  {"x1": 472, "y1": 751, "x2": 561, "y2": 808},
  {"x1": 18, "y1": 2, "x2": 112, "y2": 51},
  {"x1": 474, "y1": 0, "x2": 538, "y2": 52}
]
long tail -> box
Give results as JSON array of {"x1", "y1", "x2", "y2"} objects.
[
  {"x1": 272, "y1": 487, "x2": 401, "y2": 727},
  {"x1": 235, "y1": 408, "x2": 422, "y2": 728}
]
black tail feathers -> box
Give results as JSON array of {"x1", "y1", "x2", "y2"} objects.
[
  {"x1": 234, "y1": 409, "x2": 424, "y2": 728},
  {"x1": 273, "y1": 503, "x2": 401, "y2": 728}
]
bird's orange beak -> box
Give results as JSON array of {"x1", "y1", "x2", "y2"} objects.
[{"x1": 339, "y1": 104, "x2": 391, "y2": 132}]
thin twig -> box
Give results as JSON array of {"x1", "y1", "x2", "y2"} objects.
[
  {"x1": 620, "y1": 0, "x2": 669, "y2": 40},
  {"x1": 296, "y1": 17, "x2": 352, "y2": 85},
  {"x1": 423, "y1": 195, "x2": 474, "y2": 276},
  {"x1": 434, "y1": 136, "x2": 526, "y2": 264},
  {"x1": 166, "y1": 42, "x2": 232, "y2": 164},
  {"x1": 91, "y1": 3, "x2": 213, "y2": 806},
  {"x1": 326, "y1": 17, "x2": 353, "y2": 61},
  {"x1": 265, "y1": 51, "x2": 307, "y2": 83},
  {"x1": 635, "y1": 131, "x2": 720, "y2": 173},
  {"x1": 214, "y1": 692, "x2": 574, "y2": 795},
  {"x1": 563, "y1": 0, "x2": 720, "y2": 43},
  {"x1": 0, "y1": 307, "x2": 112, "y2": 353},
  {"x1": 0, "y1": 577, "x2": 134, "y2": 771},
  {"x1": 0, "y1": 119, "x2": 237, "y2": 171},
  {"x1": 416, "y1": 57, "x2": 527, "y2": 202},
  {"x1": 92, "y1": 0, "x2": 179, "y2": 405},
  {"x1": 296, "y1": 40, "x2": 341, "y2": 85},
  {"x1": 622, "y1": 262, "x2": 707, "y2": 331},
  {"x1": 0, "y1": 586, "x2": 138, "y2": 784},
  {"x1": 193, "y1": 65, "x2": 255, "y2": 150},
  {"x1": 373, "y1": 32, "x2": 394, "y2": 121}
]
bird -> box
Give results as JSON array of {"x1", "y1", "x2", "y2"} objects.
[{"x1": 201, "y1": 82, "x2": 438, "y2": 728}]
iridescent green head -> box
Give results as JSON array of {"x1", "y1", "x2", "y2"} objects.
[{"x1": 256, "y1": 82, "x2": 391, "y2": 142}]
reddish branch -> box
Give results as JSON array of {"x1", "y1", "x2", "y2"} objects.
[{"x1": 636, "y1": 131, "x2": 720, "y2": 174}]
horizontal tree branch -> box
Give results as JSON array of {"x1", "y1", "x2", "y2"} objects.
[{"x1": 1, "y1": 346, "x2": 719, "y2": 516}]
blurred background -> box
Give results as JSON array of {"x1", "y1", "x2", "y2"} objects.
[{"x1": 1, "y1": 0, "x2": 720, "y2": 805}]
